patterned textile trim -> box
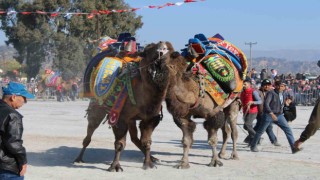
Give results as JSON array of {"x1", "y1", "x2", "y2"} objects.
[
  {"x1": 203, "y1": 69, "x2": 229, "y2": 105},
  {"x1": 107, "y1": 77, "x2": 138, "y2": 126},
  {"x1": 208, "y1": 37, "x2": 248, "y2": 80},
  {"x1": 203, "y1": 54, "x2": 235, "y2": 82},
  {"x1": 93, "y1": 57, "x2": 122, "y2": 101}
]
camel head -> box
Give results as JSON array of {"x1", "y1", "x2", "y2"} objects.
[{"x1": 139, "y1": 41, "x2": 175, "y2": 90}]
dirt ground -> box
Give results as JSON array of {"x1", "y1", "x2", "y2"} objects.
[{"x1": 19, "y1": 100, "x2": 320, "y2": 180}]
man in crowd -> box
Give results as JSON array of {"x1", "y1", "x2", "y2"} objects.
[
  {"x1": 255, "y1": 79, "x2": 280, "y2": 146},
  {"x1": 0, "y1": 82, "x2": 35, "y2": 179},
  {"x1": 250, "y1": 81, "x2": 300, "y2": 153},
  {"x1": 240, "y1": 78, "x2": 262, "y2": 144}
]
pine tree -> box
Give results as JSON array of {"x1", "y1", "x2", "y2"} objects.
[{"x1": 0, "y1": 0, "x2": 143, "y2": 80}]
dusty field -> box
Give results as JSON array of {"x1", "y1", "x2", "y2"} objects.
[{"x1": 19, "y1": 100, "x2": 320, "y2": 180}]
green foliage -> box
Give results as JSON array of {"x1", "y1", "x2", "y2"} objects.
[
  {"x1": 0, "y1": 59, "x2": 21, "y2": 72},
  {"x1": 0, "y1": 0, "x2": 143, "y2": 80}
]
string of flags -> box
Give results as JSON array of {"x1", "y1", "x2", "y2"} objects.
[{"x1": 0, "y1": 0, "x2": 205, "y2": 19}]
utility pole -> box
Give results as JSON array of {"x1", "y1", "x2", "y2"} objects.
[{"x1": 245, "y1": 42, "x2": 257, "y2": 71}]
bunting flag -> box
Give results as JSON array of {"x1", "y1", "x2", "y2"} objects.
[{"x1": 0, "y1": 0, "x2": 205, "y2": 19}]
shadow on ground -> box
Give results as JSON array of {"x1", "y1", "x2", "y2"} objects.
[{"x1": 27, "y1": 139, "x2": 248, "y2": 169}]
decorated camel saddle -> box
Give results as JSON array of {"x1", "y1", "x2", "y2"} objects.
[
  {"x1": 41, "y1": 70, "x2": 61, "y2": 87},
  {"x1": 181, "y1": 33, "x2": 248, "y2": 107},
  {"x1": 82, "y1": 33, "x2": 143, "y2": 126}
]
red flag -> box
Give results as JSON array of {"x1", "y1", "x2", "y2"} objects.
[
  {"x1": 36, "y1": 10, "x2": 47, "y2": 15},
  {"x1": 116, "y1": 9, "x2": 125, "y2": 13},
  {"x1": 130, "y1": 8, "x2": 140, "y2": 12},
  {"x1": 99, "y1": 10, "x2": 111, "y2": 14},
  {"x1": 87, "y1": 13, "x2": 94, "y2": 19},
  {"x1": 166, "y1": 3, "x2": 175, "y2": 6},
  {"x1": 184, "y1": 0, "x2": 197, "y2": 2},
  {"x1": 21, "y1": 12, "x2": 32, "y2": 15},
  {"x1": 50, "y1": 12, "x2": 59, "y2": 17}
]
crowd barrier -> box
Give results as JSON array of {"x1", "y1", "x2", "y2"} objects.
[{"x1": 1, "y1": 82, "x2": 319, "y2": 105}]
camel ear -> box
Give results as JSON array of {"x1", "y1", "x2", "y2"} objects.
[{"x1": 170, "y1": 51, "x2": 181, "y2": 59}]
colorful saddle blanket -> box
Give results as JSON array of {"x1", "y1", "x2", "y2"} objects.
[
  {"x1": 88, "y1": 58, "x2": 140, "y2": 126},
  {"x1": 44, "y1": 72, "x2": 60, "y2": 87},
  {"x1": 182, "y1": 33, "x2": 247, "y2": 106},
  {"x1": 82, "y1": 33, "x2": 144, "y2": 126}
]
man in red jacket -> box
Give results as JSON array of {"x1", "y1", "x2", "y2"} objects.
[{"x1": 240, "y1": 78, "x2": 262, "y2": 144}]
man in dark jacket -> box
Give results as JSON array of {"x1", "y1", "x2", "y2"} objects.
[
  {"x1": 0, "y1": 82, "x2": 35, "y2": 179},
  {"x1": 283, "y1": 97, "x2": 297, "y2": 123},
  {"x1": 294, "y1": 60, "x2": 320, "y2": 150},
  {"x1": 250, "y1": 81, "x2": 300, "y2": 154}
]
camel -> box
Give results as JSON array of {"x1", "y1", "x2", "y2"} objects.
[
  {"x1": 74, "y1": 41, "x2": 176, "y2": 171},
  {"x1": 35, "y1": 74, "x2": 75, "y2": 101},
  {"x1": 164, "y1": 52, "x2": 242, "y2": 168}
]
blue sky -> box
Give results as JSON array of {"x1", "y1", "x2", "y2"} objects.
[
  {"x1": 1, "y1": 0, "x2": 320, "y2": 52},
  {"x1": 126, "y1": 0, "x2": 320, "y2": 51}
]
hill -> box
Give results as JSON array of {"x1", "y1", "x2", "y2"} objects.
[
  {"x1": 243, "y1": 49, "x2": 320, "y2": 62},
  {"x1": 0, "y1": 45, "x2": 16, "y2": 61}
]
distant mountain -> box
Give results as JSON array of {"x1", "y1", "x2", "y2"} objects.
[
  {"x1": 243, "y1": 49, "x2": 320, "y2": 61},
  {"x1": 0, "y1": 45, "x2": 16, "y2": 60}
]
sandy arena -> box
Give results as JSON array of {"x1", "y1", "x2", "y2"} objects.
[{"x1": 19, "y1": 100, "x2": 320, "y2": 180}]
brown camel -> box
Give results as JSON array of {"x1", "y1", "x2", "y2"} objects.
[
  {"x1": 74, "y1": 41, "x2": 176, "y2": 171},
  {"x1": 165, "y1": 53, "x2": 241, "y2": 168},
  {"x1": 35, "y1": 74, "x2": 74, "y2": 100}
]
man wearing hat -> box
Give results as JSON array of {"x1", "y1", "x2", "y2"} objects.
[
  {"x1": 0, "y1": 82, "x2": 35, "y2": 179},
  {"x1": 247, "y1": 79, "x2": 280, "y2": 146},
  {"x1": 250, "y1": 81, "x2": 300, "y2": 153}
]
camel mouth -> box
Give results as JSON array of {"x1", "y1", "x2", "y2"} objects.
[{"x1": 148, "y1": 55, "x2": 170, "y2": 87}]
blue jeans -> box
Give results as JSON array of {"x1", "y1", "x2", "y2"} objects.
[
  {"x1": 255, "y1": 113, "x2": 277, "y2": 143},
  {"x1": 251, "y1": 113, "x2": 295, "y2": 149},
  {"x1": 0, "y1": 170, "x2": 24, "y2": 180}
]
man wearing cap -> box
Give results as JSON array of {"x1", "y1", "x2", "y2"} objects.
[
  {"x1": 0, "y1": 82, "x2": 35, "y2": 179},
  {"x1": 245, "y1": 79, "x2": 280, "y2": 146},
  {"x1": 250, "y1": 81, "x2": 300, "y2": 153},
  {"x1": 294, "y1": 60, "x2": 320, "y2": 150}
]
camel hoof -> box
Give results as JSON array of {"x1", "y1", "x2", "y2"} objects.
[
  {"x1": 151, "y1": 156, "x2": 160, "y2": 163},
  {"x1": 73, "y1": 158, "x2": 84, "y2": 163},
  {"x1": 208, "y1": 160, "x2": 223, "y2": 167},
  {"x1": 218, "y1": 153, "x2": 228, "y2": 160},
  {"x1": 230, "y1": 155, "x2": 239, "y2": 160},
  {"x1": 174, "y1": 163, "x2": 190, "y2": 169},
  {"x1": 230, "y1": 152, "x2": 239, "y2": 160},
  {"x1": 143, "y1": 162, "x2": 157, "y2": 170},
  {"x1": 107, "y1": 164, "x2": 123, "y2": 172}
]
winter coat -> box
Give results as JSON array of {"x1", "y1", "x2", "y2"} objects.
[{"x1": 0, "y1": 99, "x2": 27, "y2": 175}]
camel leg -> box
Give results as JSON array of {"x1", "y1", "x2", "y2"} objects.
[
  {"x1": 219, "y1": 100, "x2": 240, "y2": 160},
  {"x1": 204, "y1": 112, "x2": 225, "y2": 167},
  {"x1": 229, "y1": 113, "x2": 239, "y2": 160},
  {"x1": 139, "y1": 117, "x2": 161, "y2": 170},
  {"x1": 74, "y1": 103, "x2": 107, "y2": 163},
  {"x1": 107, "y1": 119, "x2": 128, "y2": 172},
  {"x1": 128, "y1": 121, "x2": 160, "y2": 163},
  {"x1": 174, "y1": 117, "x2": 196, "y2": 169},
  {"x1": 219, "y1": 121, "x2": 231, "y2": 159}
]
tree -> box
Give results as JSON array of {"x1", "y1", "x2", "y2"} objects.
[{"x1": 0, "y1": 0, "x2": 143, "y2": 80}]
